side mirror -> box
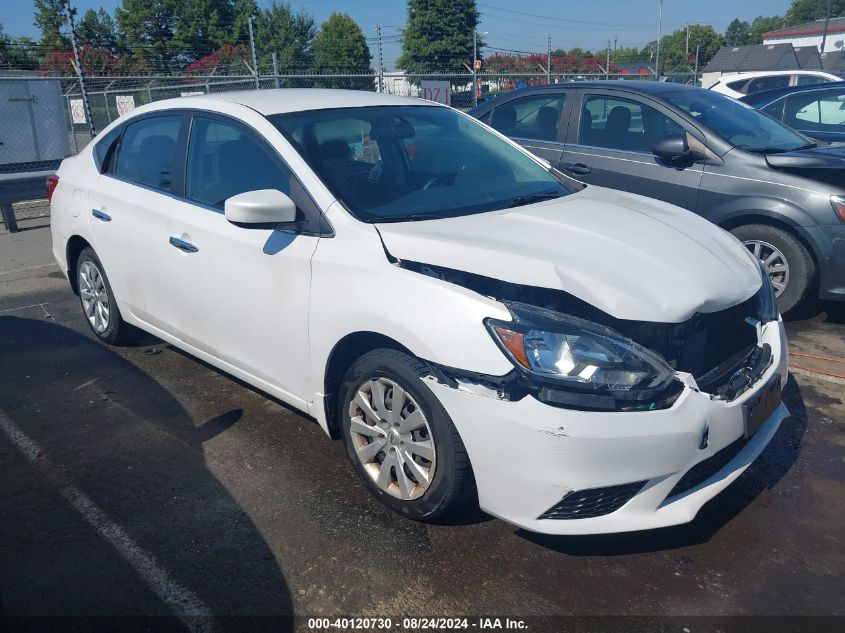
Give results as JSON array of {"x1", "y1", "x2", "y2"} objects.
[
  {"x1": 224, "y1": 189, "x2": 297, "y2": 226},
  {"x1": 652, "y1": 134, "x2": 691, "y2": 161}
]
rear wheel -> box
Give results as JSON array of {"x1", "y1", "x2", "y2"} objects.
[
  {"x1": 338, "y1": 349, "x2": 474, "y2": 521},
  {"x1": 730, "y1": 224, "x2": 815, "y2": 314},
  {"x1": 76, "y1": 247, "x2": 131, "y2": 344}
]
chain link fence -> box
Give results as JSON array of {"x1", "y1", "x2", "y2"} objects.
[{"x1": 0, "y1": 70, "x2": 698, "y2": 225}]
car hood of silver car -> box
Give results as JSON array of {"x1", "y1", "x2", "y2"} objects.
[{"x1": 375, "y1": 185, "x2": 762, "y2": 323}]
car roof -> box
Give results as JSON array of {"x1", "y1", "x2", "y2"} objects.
[
  {"x1": 142, "y1": 88, "x2": 438, "y2": 116},
  {"x1": 718, "y1": 70, "x2": 835, "y2": 79},
  {"x1": 739, "y1": 80, "x2": 845, "y2": 106}
]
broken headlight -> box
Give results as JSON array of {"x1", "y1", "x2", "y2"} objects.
[{"x1": 485, "y1": 303, "x2": 675, "y2": 396}]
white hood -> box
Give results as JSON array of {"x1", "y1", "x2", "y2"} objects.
[{"x1": 375, "y1": 186, "x2": 761, "y2": 323}]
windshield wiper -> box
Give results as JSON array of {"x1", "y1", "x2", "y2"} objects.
[
  {"x1": 749, "y1": 143, "x2": 816, "y2": 154},
  {"x1": 373, "y1": 213, "x2": 443, "y2": 223},
  {"x1": 504, "y1": 190, "x2": 563, "y2": 209}
]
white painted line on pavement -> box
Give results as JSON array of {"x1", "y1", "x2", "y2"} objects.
[{"x1": 0, "y1": 409, "x2": 215, "y2": 632}]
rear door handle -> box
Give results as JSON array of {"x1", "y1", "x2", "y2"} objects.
[
  {"x1": 92, "y1": 209, "x2": 111, "y2": 222},
  {"x1": 169, "y1": 236, "x2": 198, "y2": 253},
  {"x1": 563, "y1": 162, "x2": 592, "y2": 175}
]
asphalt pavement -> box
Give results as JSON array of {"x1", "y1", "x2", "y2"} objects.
[{"x1": 1, "y1": 218, "x2": 843, "y2": 632}]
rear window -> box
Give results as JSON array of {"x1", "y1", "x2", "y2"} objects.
[{"x1": 93, "y1": 126, "x2": 122, "y2": 171}]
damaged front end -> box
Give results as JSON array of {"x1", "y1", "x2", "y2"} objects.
[{"x1": 404, "y1": 260, "x2": 777, "y2": 412}]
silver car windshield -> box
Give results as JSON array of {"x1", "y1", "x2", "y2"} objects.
[
  {"x1": 663, "y1": 89, "x2": 814, "y2": 154},
  {"x1": 270, "y1": 105, "x2": 570, "y2": 223}
]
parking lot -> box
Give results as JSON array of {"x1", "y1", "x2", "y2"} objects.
[{"x1": 1, "y1": 216, "x2": 843, "y2": 631}]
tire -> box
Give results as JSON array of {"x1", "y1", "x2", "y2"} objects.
[
  {"x1": 76, "y1": 247, "x2": 131, "y2": 345},
  {"x1": 730, "y1": 224, "x2": 815, "y2": 314},
  {"x1": 338, "y1": 348, "x2": 474, "y2": 521}
]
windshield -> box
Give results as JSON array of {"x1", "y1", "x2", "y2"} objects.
[
  {"x1": 269, "y1": 105, "x2": 569, "y2": 222},
  {"x1": 662, "y1": 89, "x2": 813, "y2": 153}
]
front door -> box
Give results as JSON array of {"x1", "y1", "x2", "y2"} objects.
[
  {"x1": 166, "y1": 114, "x2": 318, "y2": 400},
  {"x1": 561, "y1": 91, "x2": 703, "y2": 211}
]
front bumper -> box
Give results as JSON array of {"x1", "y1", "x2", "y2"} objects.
[{"x1": 428, "y1": 318, "x2": 789, "y2": 535}]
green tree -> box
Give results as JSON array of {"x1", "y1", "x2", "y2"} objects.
[
  {"x1": 311, "y1": 13, "x2": 371, "y2": 88},
  {"x1": 785, "y1": 0, "x2": 845, "y2": 24},
  {"x1": 232, "y1": 0, "x2": 257, "y2": 45},
  {"x1": 77, "y1": 8, "x2": 118, "y2": 52},
  {"x1": 724, "y1": 18, "x2": 753, "y2": 46},
  {"x1": 749, "y1": 15, "x2": 787, "y2": 43},
  {"x1": 655, "y1": 25, "x2": 724, "y2": 73},
  {"x1": 172, "y1": 0, "x2": 235, "y2": 64},
  {"x1": 398, "y1": 0, "x2": 481, "y2": 76},
  {"x1": 115, "y1": 0, "x2": 178, "y2": 71},
  {"x1": 254, "y1": 1, "x2": 316, "y2": 73},
  {"x1": 34, "y1": 0, "x2": 71, "y2": 52}
]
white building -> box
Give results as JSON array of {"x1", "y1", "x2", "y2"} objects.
[{"x1": 763, "y1": 17, "x2": 845, "y2": 53}]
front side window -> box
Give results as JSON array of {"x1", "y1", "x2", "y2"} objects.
[
  {"x1": 662, "y1": 89, "x2": 812, "y2": 153},
  {"x1": 579, "y1": 95, "x2": 684, "y2": 153},
  {"x1": 186, "y1": 117, "x2": 291, "y2": 209},
  {"x1": 489, "y1": 94, "x2": 566, "y2": 142},
  {"x1": 114, "y1": 115, "x2": 182, "y2": 191},
  {"x1": 270, "y1": 105, "x2": 569, "y2": 223},
  {"x1": 797, "y1": 74, "x2": 832, "y2": 86}
]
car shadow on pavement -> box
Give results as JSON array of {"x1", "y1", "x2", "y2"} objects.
[
  {"x1": 518, "y1": 375, "x2": 808, "y2": 556},
  {"x1": 0, "y1": 316, "x2": 294, "y2": 630}
]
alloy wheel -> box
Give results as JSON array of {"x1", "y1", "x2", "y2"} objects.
[
  {"x1": 348, "y1": 377, "x2": 436, "y2": 500},
  {"x1": 79, "y1": 260, "x2": 110, "y2": 333},
  {"x1": 743, "y1": 239, "x2": 790, "y2": 298}
]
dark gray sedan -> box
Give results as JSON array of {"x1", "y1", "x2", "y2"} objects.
[{"x1": 469, "y1": 81, "x2": 845, "y2": 313}]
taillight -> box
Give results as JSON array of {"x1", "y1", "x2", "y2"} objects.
[
  {"x1": 46, "y1": 174, "x2": 59, "y2": 202},
  {"x1": 832, "y1": 195, "x2": 845, "y2": 223}
]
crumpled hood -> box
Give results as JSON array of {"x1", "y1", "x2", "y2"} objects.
[{"x1": 375, "y1": 186, "x2": 761, "y2": 323}]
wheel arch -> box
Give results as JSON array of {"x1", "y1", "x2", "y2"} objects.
[
  {"x1": 322, "y1": 331, "x2": 415, "y2": 439},
  {"x1": 717, "y1": 212, "x2": 821, "y2": 274},
  {"x1": 65, "y1": 235, "x2": 93, "y2": 295}
]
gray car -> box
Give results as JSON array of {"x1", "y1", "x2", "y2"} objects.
[{"x1": 469, "y1": 81, "x2": 845, "y2": 313}]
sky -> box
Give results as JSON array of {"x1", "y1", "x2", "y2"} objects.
[{"x1": 0, "y1": 0, "x2": 795, "y2": 68}]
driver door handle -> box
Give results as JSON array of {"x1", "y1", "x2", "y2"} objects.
[
  {"x1": 563, "y1": 162, "x2": 592, "y2": 175},
  {"x1": 169, "y1": 236, "x2": 198, "y2": 253}
]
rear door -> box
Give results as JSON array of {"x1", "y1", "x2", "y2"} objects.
[
  {"x1": 560, "y1": 90, "x2": 703, "y2": 210},
  {"x1": 482, "y1": 91, "x2": 570, "y2": 167},
  {"x1": 88, "y1": 112, "x2": 188, "y2": 332}
]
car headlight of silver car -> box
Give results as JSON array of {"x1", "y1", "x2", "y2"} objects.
[
  {"x1": 485, "y1": 303, "x2": 676, "y2": 397},
  {"x1": 756, "y1": 261, "x2": 779, "y2": 323}
]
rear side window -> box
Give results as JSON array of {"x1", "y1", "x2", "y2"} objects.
[
  {"x1": 93, "y1": 126, "x2": 122, "y2": 172},
  {"x1": 726, "y1": 78, "x2": 751, "y2": 94},
  {"x1": 745, "y1": 75, "x2": 790, "y2": 94},
  {"x1": 579, "y1": 95, "x2": 684, "y2": 153},
  {"x1": 797, "y1": 74, "x2": 832, "y2": 86},
  {"x1": 489, "y1": 93, "x2": 566, "y2": 142},
  {"x1": 114, "y1": 115, "x2": 182, "y2": 192},
  {"x1": 787, "y1": 91, "x2": 845, "y2": 128},
  {"x1": 185, "y1": 117, "x2": 292, "y2": 209}
]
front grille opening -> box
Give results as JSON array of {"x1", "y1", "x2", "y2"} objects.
[
  {"x1": 539, "y1": 480, "x2": 647, "y2": 520},
  {"x1": 666, "y1": 436, "x2": 749, "y2": 499}
]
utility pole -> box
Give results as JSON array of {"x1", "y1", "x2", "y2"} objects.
[
  {"x1": 248, "y1": 16, "x2": 259, "y2": 89},
  {"x1": 694, "y1": 44, "x2": 700, "y2": 85},
  {"x1": 614, "y1": 34, "x2": 618, "y2": 55},
  {"x1": 376, "y1": 25, "x2": 384, "y2": 94},
  {"x1": 821, "y1": 0, "x2": 833, "y2": 52},
  {"x1": 547, "y1": 34, "x2": 552, "y2": 85},
  {"x1": 655, "y1": 0, "x2": 663, "y2": 80},
  {"x1": 606, "y1": 39, "x2": 611, "y2": 79},
  {"x1": 686, "y1": 23, "x2": 689, "y2": 56},
  {"x1": 62, "y1": 0, "x2": 95, "y2": 138}
]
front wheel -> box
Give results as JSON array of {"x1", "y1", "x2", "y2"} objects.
[
  {"x1": 338, "y1": 349, "x2": 474, "y2": 521},
  {"x1": 730, "y1": 224, "x2": 815, "y2": 314}
]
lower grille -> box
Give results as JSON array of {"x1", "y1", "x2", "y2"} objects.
[
  {"x1": 668, "y1": 436, "x2": 749, "y2": 498},
  {"x1": 539, "y1": 481, "x2": 647, "y2": 520}
]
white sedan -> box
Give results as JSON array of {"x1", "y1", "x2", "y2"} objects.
[{"x1": 49, "y1": 89, "x2": 789, "y2": 534}]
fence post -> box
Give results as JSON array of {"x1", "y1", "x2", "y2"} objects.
[
  {"x1": 62, "y1": 0, "x2": 96, "y2": 138},
  {"x1": 248, "y1": 17, "x2": 260, "y2": 89},
  {"x1": 272, "y1": 53, "x2": 281, "y2": 89}
]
